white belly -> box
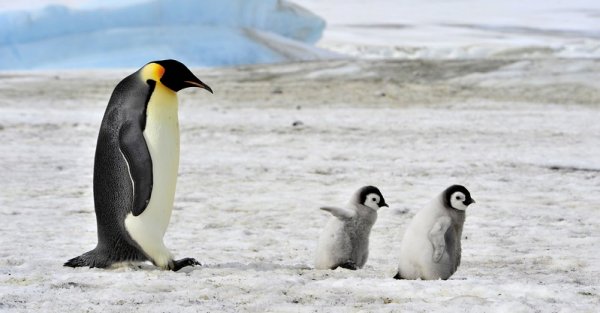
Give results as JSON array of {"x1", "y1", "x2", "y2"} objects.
[
  {"x1": 398, "y1": 202, "x2": 453, "y2": 279},
  {"x1": 125, "y1": 83, "x2": 179, "y2": 267},
  {"x1": 315, "y1": 218, "x2": 350, "y2": 269}
]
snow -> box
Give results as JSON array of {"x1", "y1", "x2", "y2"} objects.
[
  {"x1": 2, "y1": 0, "x2": 599, "y2": 70},
  {"x1": 292, "y1": 0, "x2": 600, "y2": 59},
  {"x1": 0, "y1": 0, "x2": 599, "y2": 311},
  {"x1": 1, "y1": 58, "x2": 599, "y2": 311},
  {"x1": 0, "y1": 0, "x2": 330, "y2": 69}
]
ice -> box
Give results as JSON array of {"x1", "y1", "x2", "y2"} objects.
[
  {"x1": 0, "y1": 0, "x2": 329, "y2": 69},
  {"x1": 3, "y1": 0, "x2": 598, "y2": 68}
]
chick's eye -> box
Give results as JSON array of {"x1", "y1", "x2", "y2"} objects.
[
  {"x1": 372, "y1": 197, "x2": 377, "y2": 202},
  {"x1": 455, "y1": 196, "x2": 460, "y2": 200}
]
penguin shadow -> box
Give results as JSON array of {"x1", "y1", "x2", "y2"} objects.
[{"x1": 201, "y1": 262, "x2": 312, "y2": 272}]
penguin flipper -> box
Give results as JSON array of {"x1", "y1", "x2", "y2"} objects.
[
  {"x1": 320, "y1": 206, "x2": 355, "y2": 220},
  {"x1": 119, "y1": 122, "x2": 153, "y2": 216},
  {"x1": 428, "y1": 216, "x2": 452, "y2": 263}
]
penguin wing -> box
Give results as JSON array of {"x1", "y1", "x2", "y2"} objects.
[
  {"x1": 119, "y1": 121, "x2": 153, "y2": 216},
  {"x1": 320, "y1": 206, "x2": 355, "y2": 220},
  {"x1": 428, "y1": 216, "x2": 451, "y2": 263}
]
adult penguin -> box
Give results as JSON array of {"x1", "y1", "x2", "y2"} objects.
[{"x1": 65, "y1": 60, "x2": 212, "y2": 271}]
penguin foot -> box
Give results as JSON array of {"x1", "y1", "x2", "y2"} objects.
[
  {"x1": 338, "y1": 261, "x2": 358, "y2": 270},
  {"x1": 172, "y1": 258, "x2": 201, "y2": 272},
  {"x1": 393, "y1": 272, "x2": 404, "y2": 280}
]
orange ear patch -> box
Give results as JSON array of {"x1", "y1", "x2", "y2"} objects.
[{"x1": 141, "y1": 62, "x2": 165, "y2": 81}]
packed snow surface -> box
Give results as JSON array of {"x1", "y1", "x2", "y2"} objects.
[
  {"x1": 0, "y1": 0, "x2": 329, "y2": 69},
  {"x1": 0, "y1": 1, "x2": 599, "y2": 311},
  {"x1": 0, "y1": 58, "x2": 599, "y2": 312}
]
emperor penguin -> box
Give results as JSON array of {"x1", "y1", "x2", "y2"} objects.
[
  {"x1": 65, "y1": 59, "x2": 212, "y2": 271},
  {"x1": 315, "y1": 186, "x2": 388, "y2": 270},
  {"x1": 394, "y1": 185, "x2": 475, "y2": 280}
]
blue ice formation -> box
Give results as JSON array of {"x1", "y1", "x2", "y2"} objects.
[{"x1": 0, "y1": 0, "x2": 329, "y2": 69}]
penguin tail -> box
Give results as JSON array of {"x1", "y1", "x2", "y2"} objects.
[
  {"x1": 64, "y1": 249, "x2": 109, "y2": 268},
  {"x1": 393, "y1": 272, "x2": 404, "y2": 280},
  {"x1": 64, "y1": 255, "x2": 88, "y2": 268}
]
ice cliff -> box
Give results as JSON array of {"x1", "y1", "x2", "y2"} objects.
[{"x1": 0, "y1": 0, "x2": 332, "y2": 69}]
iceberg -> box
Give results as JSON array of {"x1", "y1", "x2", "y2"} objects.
[{"x1": 0, "y1": 0, "x2": 333, "y2": 69}]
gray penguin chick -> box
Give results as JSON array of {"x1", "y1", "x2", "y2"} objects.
[
  {"x1": 394, "y1": 185, "x2": 475, "y2": 280},
  {"x1": 315, "y1": 186, "x2": 388, "y2": 270}
]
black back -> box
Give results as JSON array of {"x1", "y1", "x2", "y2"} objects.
[{"x1": 91, "y1": 67, "x2": 155, "y2": 263}]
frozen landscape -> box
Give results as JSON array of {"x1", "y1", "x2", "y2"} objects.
[
  {"x1": 294, "y1": 0, "x2": 600, "y2": 60},
  {"x1": 1, "y1": 0, "x2": 600, "y2": 312},
  {"x1": 1, "y1": 58, "x2": 599, "y2": 312},
  {"x1": 0, "y1": 0, "x2": 330, "y2": 69}
]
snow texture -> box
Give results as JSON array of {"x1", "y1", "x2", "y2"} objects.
[
  {"x1": 293, "y1": 0, "x2": 600, "y2": 59},
  {"x1": 0, "y1": 0, "x2": 330, "y2": 69},
  {"x1": 0, "y1": 58, "x2": 599, "y2": 312},
  {"x1": 0, "y1": 0, "x2": 599, "y2": 311}
]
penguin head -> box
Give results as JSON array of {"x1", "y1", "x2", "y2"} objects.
[
  {"x1": 357, "y1": 186, "x2": 388, "y2": 211},
  {"x1": 443, "y1": 185, "x2": 475, "y2": 211},
  {"x1": 143, "y1": 59, "x2": 213, "y2": 93}
]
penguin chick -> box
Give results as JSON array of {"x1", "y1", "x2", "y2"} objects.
[
  {"x1": 315, "y1": 186, "x2": 388, "y2": 270},
  {"x1": 394, "y1": 185, "x2": 475, "y2": 280},
  {"x1": 65, "y1": 60, "x2": 212, "y2": 272}
]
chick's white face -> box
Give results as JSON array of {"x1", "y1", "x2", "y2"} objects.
[
  {"x1": 363, "y1": 193, "x2": 381, "y2": 210},
  {"x1": 450, "y1": 191, "x2": 468, "y2": 211}
]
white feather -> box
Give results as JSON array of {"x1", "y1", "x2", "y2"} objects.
[{"x1": 125, "y1": 82, "x2": 179, "y2": 269}]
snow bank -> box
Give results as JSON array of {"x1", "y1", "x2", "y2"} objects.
[
  {"x1": 0, "y1": 0, "x2": 331, "y2": 69},
  {"x1": 293, "y1": 0, "x2": 600, "y2": 60}
]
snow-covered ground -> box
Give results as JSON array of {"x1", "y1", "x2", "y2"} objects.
[
  {"x1": 1, "y1": 0, "x2": 599, "y2": 311},
  {"x1": 0, "y1": 58, "x2": 599, "y2": 312},
  {"x1": 293, "y1": 0, "x2": 600, "y2": 59}
]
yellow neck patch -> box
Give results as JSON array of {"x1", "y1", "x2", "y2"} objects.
[{"x1": 140, "y1": 63, "x2": 165, "y2": 82}]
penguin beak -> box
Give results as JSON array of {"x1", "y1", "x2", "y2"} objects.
[
  {"x1": 184, "y1": 80, "x2": 213, "y2": 93},
  {"x1": 380, "y1": 202, "x2": 389, "y2": 209},
  {"x1": 466, "y1": 198, "x2": 476, "y2": 205}
]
